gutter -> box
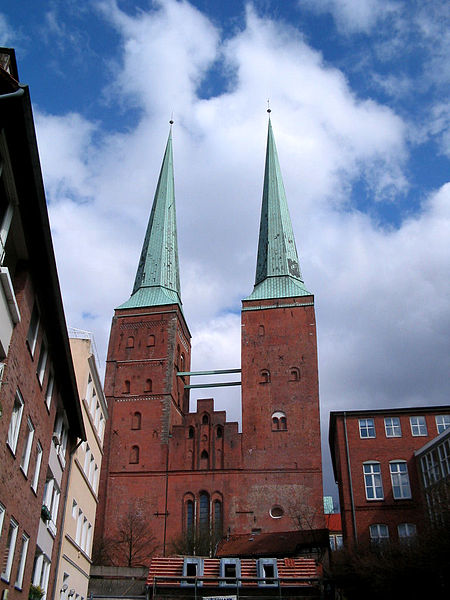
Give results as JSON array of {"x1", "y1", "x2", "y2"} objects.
[
  {"x1": 343, "y1": 413, "x2": 357, "y2": 543},
  {"x1": 0, "y1": 86, "x2": 25, "y2": 101}
]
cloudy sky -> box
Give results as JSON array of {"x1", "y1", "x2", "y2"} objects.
[{"x1": 2, "y1": 0, "x2": 449, "y2": 499}]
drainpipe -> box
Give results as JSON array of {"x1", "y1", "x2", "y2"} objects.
[
  {"x1": 162, "y1": 436, "x2": 170, "y2": 556},
  {"x1": 343, "y1": 413, "x2": 358, "y2": 543}
]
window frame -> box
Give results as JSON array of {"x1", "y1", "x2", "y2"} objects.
[
  {"x1": 384, "y1": 417, "x2": 401, "y2": 438},
  {"x1": 436, "y1": 415, "x2": 450, "y2": 435},
  {"x1": 410, "y1": 416, "x2": 427, "y2": 437},
  {"x1": 14, "y1": 532, "x2": 30, "y2": 589},
  {"x1": 398, "y1": 523, "x2": 417, "y2": 540},
  {"x1": 369, "y1": 523, "x2": 389, "y2": 543},
  {"x1": 31, "y1": 441, "x2": 43, "y2": 493},
  {"x1": 359, "y1": 418, "x2": 376, "y2": 439},
  {"x1": 7, "y1": 389, "x2": 24, "y2": 454},
  {"x1": 363, "y1": 461, "x2": 384, "y2": 500},
  {"x1": 20, "y1": 417, "x2": 35, "y2": 476},
  {"x1": 389, "y1": 460, "x2": 412, "y2": 499},
  {"x1": 1, "y1": 517, "x2": 18, "y2": 582}
]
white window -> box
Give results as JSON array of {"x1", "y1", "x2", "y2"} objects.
[
  {"x1": 0, "y1": 503, "x2": 5, "y2": 537},
  {"x1": 410, "y1": 416, "x2": 427, "y2": 436},
  {"x1": 75, "y1": 509, "x2": 83, "y2": 545},
  {"x1": 27, "y1": 303, "x2": 39, "y2": 356},
  {"x1": 43, "y1": 476, "x2": 60, "y2": 536},
  {"x1": 369, "y1": 523, "x2": 389, "y2": 542},
  {"x1": 7, "y1": 390, "x2": 24, "y2": 454},
  {"x1": 1, "y1": 517, "x2": 18, "y2": 582},
  {"x1": 20, "y1": 417, "x2": 35, "y2": 475},
  {"x1": 15, "y1": 532, "x2": 29, "y2": 589},
  {"x1": 31, "y1": 442, "x2": 43, "y2": 493},
  {"x1": 81, "y1": 517, "x2": 88, "y2": 551},
  {"x1": 53, "y1": 413, "x2": 68, "y2": 468},
  {"x1": 72, "y1": 500, "x2": 78, "y2": 519},
  {"x1": 36, "y1": 339, "x2": 48, "y2": 385},
  {"x1": 398, "y1": 523, "x2": 416, "y2": 540},
  {"x1": 83, "y1": 444, "x2": 90, "y2": 474},
  {"x1": 436, "y1": 415, "x2": 450, "y2": 434},
  {"x1": 438, "y1": 439, "x2": 450, "y2": 477},
  {"x1": 359, "y1": 418, "x2": 375, "y2": 438},
  {"x1": 94, "y1": 402, "x2": 101, "y2": 430},
  {"x1": 384, "y1": 417, "x2": 401, "y2": 437},
  {"x1": 45, "y1": 371, "x2": 54, "y2": 410},
  {"x1": 98, "y1": 413, "x2": 105, "y2": 442},
  {"x1": 421, "y1": 451, "x2": 441, "y2": 487},
  {"x1": 363, "y1": 462, "x2": 383, "y2": 500},
  {"x1": 88, "y1": 455, "x2": 95, "y2": 485},
  {"x1": 257, "y1": 558, "x2": 278, "y2": 587},
  {"x1": 86, "y1": 523, "x2": 93, "y2": 557},
  {"x1": 93, "y1": 464, "x2": 99, "y2": 494},
  {"x1": 32, "y1": 551, "x2": 51, "y2": 594},
  {"x1": 390, "y1": 461, "x2": 412, "y2": 499}
]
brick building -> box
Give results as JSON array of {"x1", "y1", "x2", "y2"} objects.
[
  {"x1": 0, "y1": 48, "x2": 85, "y2": 600},
  {"x1": 94, "y1": 116, "x2": 324, "y2": 561},
  {"x1": 329, "y1": 406, "x2": 450, "y2": 545}
]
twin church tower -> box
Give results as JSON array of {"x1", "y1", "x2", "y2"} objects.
[{"x1": 94, "y1": 116, "x2": 324, "y2": 560}]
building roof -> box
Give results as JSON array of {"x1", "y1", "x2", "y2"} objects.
[
  {"x1": 0, "y1": 48, "x2": 85, "y2": 439},
  {"x1": 118, "y1": 125, "x2": 182, "y2": 310},
  {"x1": 216, "y1": 529, "x2": 330, "y2": 558},
  {"x1": 246, "y1": 116, "x2": 311, "y2": 301},
  {"x1": 146, "y1": 556, "x2": 321, "y2": 591}
]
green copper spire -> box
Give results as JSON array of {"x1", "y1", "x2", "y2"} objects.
[
  {"x1": 246, "y1": 115, "x2": 311, "y2": 300},
  {"x1": 118, "y1": 125, "x2": 182, "y2": 310}
]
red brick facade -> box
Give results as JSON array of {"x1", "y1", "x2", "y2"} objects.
[
  {"x1": 329, "y1": 407, "x2": 450, "y2": 545},
  {"x1": 95, "y1": 293, "x2": 324, "y2": 560}
]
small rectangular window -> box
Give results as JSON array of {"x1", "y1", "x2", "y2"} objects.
[
  {"x1": 26, "y1": 304, "x2": 39, "y2": 356},
  {"x1": 398, "y1": 523, "x2": 416, "y2": 540},
  {"x1": 20, "y1": 418, "x2": 35, "y2": 476},
  {"x1": 436, "y1": 415, "x2": 450, "y2": 434},
  {"x1": 369, "y1": 524, "x2": 389, "y2": 543},
  {"x1": 384, "y1": 417, "x2": 401, "y2": 437},
  {"x1": 359, "y1": 418, "x2": 375, "y2": 438},
  {"x1": 31, "y1": 442, "x2": 43, "y2": 493},
  {"x1": 410, "y1": 416, "x2": 427, "y2": 436},
  {"x1": 1, "y1": 518, "x2": 18, "y2": 582},
  {"x1": 7, "y1": 390, "x2": 24, "y2": 454}
]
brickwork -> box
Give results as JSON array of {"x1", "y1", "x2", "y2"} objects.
[{"x1": 330, "y1": 407, "x2": 450, "y2": 545}]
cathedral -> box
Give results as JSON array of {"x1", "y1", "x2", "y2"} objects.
[{"x1": 94, "y1": 115, "x2": 324, "y2": 561}]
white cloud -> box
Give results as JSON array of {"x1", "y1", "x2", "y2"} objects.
[
  {"x1": 0, "y1": 12, "x2": 16, "y2": 47},
  {"x1": 32, "y1": 0, "x2": 450, "y2": 496}
]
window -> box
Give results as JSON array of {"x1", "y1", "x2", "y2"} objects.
[
  {"x1": 7, "y1": 390, "x2": 24, "y2": 454},
  {"x1": 359, "y1": 418, "x2": 375, "y2": 438},
  {"x1": 26, "y1": 303, "x2": 39, "y2": 355},
  {"x1": 83, "y1": 444, "x2": 91, "y2": 474},
  {"x1": 216, "y1": 425, "x2": 223, "y2": 439},
  {"x1": 36, "y1": 339, "x2": 48, "y2": 385},
  {"x1": 436, "y1": 415, "x2": 450, "y2": 434},
  {"x1": 260, "y1": 369, "x2": 270, "y2": 384},
  {"x1": 181, "y1": 558, "x2": 204, "y2": 586},
  {"x1": 200, "y1": 450, "x2": 209, "y2": 469},
  {"x1": 202, "y1": 414, "x2": 209, "y2": 425},
  {"x1": 0, "y1": 503, "x2": 5, "y2": 537},
  {"x1": 220, "y1": 558, "x2": 241, "y2": 587},
  {"x1": 147, "y1": 334, "x2": 155, "y2": 347},
  {"x1": 410, "y1": 416, "x2": 427, "y2": 436},
  {"x1": 369, "y1": 524, "x2": 389, "y2": 543},
  {"x1": 53, "y1": 414, "x2": 68, "y2": 468},
  {"x1": 123, "y1": 380, "x2": 130, "y2": 394},
  {"x1": 270, "y1": 505, "x2": 284, "y2": 518},
  {"x1": 15, "y1": 532, "x2": 29, "y2": 589},
  {"x1": 72, "y1": 500, "x2": 78, "y2": 519},
  {"x1": 1, "y1": 518, "x2": 18, "y2": 582},
  {"x1": 271, "y1": 411, "x2": 287, "y2": 431},
  {"x1": 185, "y1": 500, "x2": 194, "y2": 535},
  {"x1": 31, "y1": 442, "x2": 43, "y2": 493},
  {"x1": 289, "y1": 367, "x2": 300, "y2": 381},
  {"x1": 199, "y1": 492, "x2": 209, "y2": 531},
  {"x1": 421, "y1": 450, "x2": 441, "y2": 487},
  {"x1": 384, "y1": 417, "x2": 401, "y2": 437},
  {"x1": 126, "y1": 336, "x2": 134, "y2": 348},
  {"x1": 398, "y1": 523, "x2": 416, "y2": 540},
  {"x1": 363, "y1": 462, "x2": 383, "y2": 500},
  {"x1": 20, "y1": 417, "x2": 35, "y2": 475},
  {"x1": 144, "y1": 378, "x2": 152, "y2": 392},
  {"x1": 75, "y1": 509, "x2": 83, "y2": 545},
  {"x1": 257, "y1": 558, "x2": 278, "y2": 587},
  {"x1": 129, "y1": 445, "x2": 139, "y2": 464},
  {"x1": 98, "y1": 413, "x2": 105, "y2": 442},
  {"x1": 188, "y1": 426, "x2": 194, "y2": 439},
  {"x1": 45, "y1": 371, "x2": 54, "y2": 410},
  {"x1": 213, "y1": 499, "x2": 222, "y2": 538},
  {"x1": 43, "y1": 475, "x2": 60, "y2": 535},
  {"x1": 131, "y1": 411, "x2": 141, "y2": 430},
  {"x1": 31, "y1": 551, "x2": 51, "y2": 594},
  {"x1": 390, "y1": 461, "x2": 412, "y2": 499},
  {"x1": 438, "y1": 439, "x2": 450, "y2": 477}
]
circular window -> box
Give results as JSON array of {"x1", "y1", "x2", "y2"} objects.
[{"x1": 270, "y1": 505, "x2": 284, "y2": 519}]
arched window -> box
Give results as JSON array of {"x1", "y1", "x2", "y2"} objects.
[
  {"x1": 202, "y1": 414, "x2": 209, "y2": 425},
  {"x1": 199, "y1": 492, "x2": 210, "y2": 531},
  {"x1": 216, "y1": 425, "x2": 223, "y2": 439},
  {"x1": 144, "y1": 378, "x2": 152, "y2": 393},
  {"x1": 258, "y1": 325, "x2": 265, "y2": 337},
  {"x1": 290, "y1": 367, "x2": 300, "y2": 381},
  {"x1": 260, "y1": 369, "x2": 270, "y2": 384},
  {"x1": 131, "y1": 411, "x2": 141, "y2": 430},
  {"x1": 200, "y1": 450, "x2": 209, "y2": 469},
  {"x1": 129, "y1": 445, "x2": 139, "y2": 464},
  {"x1": 188, "y1": 426, "x2": 194, "y2": 439},
  {"x1": 213, "y1": 499, "x2": 223, "y2": 538},
  {"x1": 126, "y1": 336, "x2": 134, "y2": 348},
  {"x1": 147, "y1": 334, "x2": 155, "y2": 347},
  {"x1": 186, "y1": 499, "x2": 194, "y2": 535},
  {"x1": 272, "y1": 411, "x2": 287, "y2": 431},
  {"x1": 123, "y1": 380, "x2": 130, "y2": 394}
]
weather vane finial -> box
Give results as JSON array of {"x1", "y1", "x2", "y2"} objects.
[
  {"x1": 169, "y1": 112, "x2": 174, "y2": 125},
  {"x1": 267, "y1": 99, "x2": 271, "y2": 114}
]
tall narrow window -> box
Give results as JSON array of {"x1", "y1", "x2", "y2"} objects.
[
  {"x1": 45, "y1": 371, "x2": 54, "y2": 410},
  {"x1": 200, "y1": 450, "x2": 209, "y2": 469},
  {"x1": 31, "y1": 442, "x2": 43, "y2": 492},
  {"x1": 363, "y1": 462, "x2": 383, "y2": 500},
  {"x1": 199, "y1": 492, "x2": 209, "y2": 532},
  {"x1": 213, "y1": 500, "x2": 222, "y2": 539},
  {"x1": 0, "y1": 503, "x2": 5, "y2": 537},
  {"x1": 20, "y1": 417, "x2": 35, "y2": 476},
  {"x1": 123, "y1": 380, "x2": 130, "y2": 394},
  {"x1": 188, "y1": 426, "x2": 194, "y2": 439},
  {"x1": 202, "y1": 414, "x2": 209, "y2": 425},
  {"x1": 216, "y1": 426, "x2": 223, "y2": 439},
  {"x1": 144, "y1": 378, "x2": 152, "y2": 392},
  {"x1": 1, "y1": 518, "x2": 18, "y2": 582},
  {"x1": 7, "y1": 390, "x2": 24, "y2": 454},
  {"x1": 390, "y1": 461, "x2": 412, "y2": 499},
  {"x1": 36, "y1": 339, "x2": 48, "y2": 385},
  {"x1": 14, "y1": 532, "x2": 29, "y2": 589},
  {"x1": 129, "y1": 445, "x2": 139, "y2": 464},
  {"x1": 27, "y1": 303, "x2": 39, "y2": 355},
  {"x1": 132, "y1": 412, "x2": 141, "y2": 430},
  {"x1": 186, "y1": 500, "x2": 194, "y2": 535}
]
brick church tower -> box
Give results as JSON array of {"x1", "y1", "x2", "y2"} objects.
[{"x1": 94, "y1": 117, "x2": 323, "y2": 562}]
